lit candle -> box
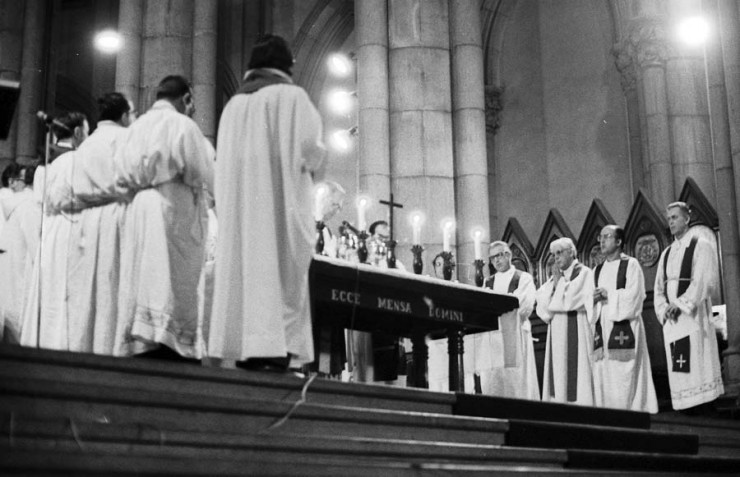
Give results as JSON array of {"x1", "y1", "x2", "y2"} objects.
[
  {"x1": 357, "y1": 197, "x2": 368, "y2": 230},
  {"x1": 314, "y1": 185, "x2": 327, "y2": 221},
  {"x1": 412, "y1": 214, "x2": 422, "y2": 245},
  {"x1": 474, "y1": 229, "x2": 482, "y2": 260},
  {"x1": 443, "y1": 222, "x2": 452, "y2": 252}
]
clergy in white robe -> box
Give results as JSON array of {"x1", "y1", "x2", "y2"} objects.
[
  {"x1": 536, "y1": 237, "x2": 595, "y2": 405},
  {"x1": 114, "y1": 77, "x2": 214, "y2": 359},
  {"x1": 471, "y1": 241, "x2": 539, "y2": 400},
  {"x1": 21, "y1": 95, "x2": 135, "y2": 354},
  {"x1": 0, "y1": 178, "x2": 40, "y2": 342},
  {"x1": 209, "y1": 36, "x2": 326, "y2": 368},
  {"x1": 654, "y1": 202, "x2": 724, "y2": 410},
  {"x1": 592, "y1": 225, "x2": 658, "y2": 413}
]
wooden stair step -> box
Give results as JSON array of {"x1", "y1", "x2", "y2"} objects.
[
  {"x1": 566, "y1": 449, "x2": 740, "y2": 474},
  {"x1": 0, "y1": 376, "x2": 507, "y2": 446},
  {"x1": 454, "y1": 393, "x2": 651, "y2": 429},
  {"x1": 0, "y1": 447, "x2": 723, "y2": 477},
  {"x1": 651, "y1": 413, "x2": 740, "y2": 457},
  {"x1": 0, "y1": 345, "x2": 453, "y2": 414},
  {"x1": 505, "y1": 420, "x2": 698, "y2": 455},
  {"x1": 1, "y1": 416, "x2": 567, "y2": 466}
]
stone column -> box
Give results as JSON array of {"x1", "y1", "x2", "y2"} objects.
[
  {"x1": 665, "y1": 0, "x2": 715, "y2": 203},
  {"x1": 718, "y1": 0, "x2": 740, "y2": 232},
  {"x1": 15, "y1": 0, "x2": 45, "y2": 165},
  {"x1": 388, "y1": 0, "x2": 455, "y2": 269},
  {"x1": 629, "y1": 18, "x2": 674, "y2": 207},
  {"x1": 0, "y1": 0, "x2": 25, "y2": 164},
  {"x1": 449, "y1": 0, "x2": 489, "y2": 282},
  {"x1": 484, "y1": 85, "x2": 503, "y2": 237},
  {"x1": 140, "y1": 0, "x2": 194, "y2": 110},
  {"x1": 192, "y1": 0, "x2": 218, "y2": 144},
  {"x1": 613, "y1": 41, "x2": 644, "y2": 196},
  {"x1": 709, "y1": 0, "x2": 740, "y2": 395},
  {"x1": 115, "y1": 0, "x2": 143, "y2": 112},
  {"x1": 355, "y1": 0, "x2": 391, "y2": 204}
]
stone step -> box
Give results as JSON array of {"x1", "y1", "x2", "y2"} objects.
[
  {"x1": 566, "y1": 449, "x2": 740, "y2": 474},
  {"x1": 0, "y1": 375, "x2": 507, "y2": 446},
  {"x1": 0, "y1": 344, "x2": 454, "y2": 414},
  {"x1": 651, "y1": 412, "x2": 740, "y2": 457},
  {"x1": 505, "y1": 419, "x2": 698, "y2": 455},
  {"x1": 1, "y1": 417, "x2": 567, "y2": 468},
  {"x1": 454, "y1": 393, "x2": 651, "y2": 429}
]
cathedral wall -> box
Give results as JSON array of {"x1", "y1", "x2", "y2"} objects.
[{"x1": 494, "y1": 0, "x2": 632, "y2": 241}]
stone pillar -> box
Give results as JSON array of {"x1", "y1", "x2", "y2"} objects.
[
  {"x1": 0, "y1": 0, "x2": 25, "y2": 164},
  {"x1": 15, "y1": 0, "x2": 45, "y2": 165},
  {"x1": 718, "y1": 0, "x2": 740, "y2": 232},
  {"x1": 192, "y1": 0, "x2": 218, "y2": 144},
  {"x1": 388, "y1": 0, "x2": 455, "y2": 268},
  {"x1": 484, "y1": 85, "x2": 503, "y2": 237},
  {"x1": 355, "y1": 0, "x2": 391, "y2": 204},
  {"x1": 449, "y1": 0, "x2": 489, "y2": 282},
  {"x1": 709, "y1": 0, "x2": 740, "y2": 394},
  {"x1": 629, "y1": 18, "x2": 674, "y2": 207},
  {"x1": 115, "y1": 0, "x2": 143, "y2": 112},
  {"x1": 665, "y1": 0, "x2": 715, "y2": 203},
  {"x1": 613, "y1": 41, "x2": 644, "y2": 196},
  {"x1": 140, "y1": 0, "x2": 194, "y2": 110}
]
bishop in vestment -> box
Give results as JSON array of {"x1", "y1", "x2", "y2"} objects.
[
  {"x1": 536, "y1": 237, "x2": 595, "y2": 405},
  {"x1": 209, "y1": 36, "x2": 326, "y2": 369},
  {"x1": 654, "y1": 202, "x2": 724, "y2": 410},
  {"x1": 114, "y1": 77, "x2": 214, "y2": 359},
  {"x1": 592, "y1": 225, "x2": 658, "y2": 413}
]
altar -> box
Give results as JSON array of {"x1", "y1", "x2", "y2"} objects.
[{"x1": 309, "y1": 256, "x2": 519, "y2": 391}]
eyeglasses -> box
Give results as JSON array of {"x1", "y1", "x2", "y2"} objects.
[
  {"x1": 598, "y1": 233, "x2": 615, "y2": 241},
  {"x1": 489, "y1": 252, "x2": 507, "y2": 261}
]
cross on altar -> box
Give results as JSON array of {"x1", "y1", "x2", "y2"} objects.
[
  {"x1": 379, "y1": 193, "x2": 403, "y2": 242},
  {"x1": 615, "y1": 331, "x2": 630, "y2": 345},
  {"x1": 676, "y1": 354, "x2": 686, "y2": 368}
]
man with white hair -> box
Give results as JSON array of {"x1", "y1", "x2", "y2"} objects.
[
  {"x1": 470, "y1": 241, "x2": 539, "y2": 400},
  {"x1": 536, "y1": 237, "x2": 595, "y2": 405},
  {"x1": 654, "y1": 201, "x2": 723, "y2": 411}
]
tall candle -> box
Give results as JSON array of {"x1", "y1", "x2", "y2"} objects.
[
  {"x1": 443, "y1": 222, "x2": 451, "y2": 252},
  {"x1": 473, "y1": 230, "x2": 482, "y2": 260},
  {"x1": 357, "y1": 197, "x2": 368, "y2": 230},
  {"x1": 412, "y1": 214, "x2": 421, "y2": 244},
  {"x1": 314, "y1": 186, "x2": 327, "y2": 221}
]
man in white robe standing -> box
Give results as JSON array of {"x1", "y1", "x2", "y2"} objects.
[
  {"x1": 20, "y1": 95, "x2": 134, "y2": 354},
  {"x1": 536, "y1": 237, "x2": 595, "y2": 405},
  {"x1": 592, "y1": 225, "x2": 658, "y2": 413},
  {"x1": 654, "y1": 202, "x2": 724, "y2": 411},
  {"x1": 471, "y1": 241, "x2": 539, "y2": 400},
  {"x1": 115, "y1": 76, "x2": 214, "y2": 360},
  {"x1": 209, "y1": 35, "x2": 326, "y2": 371},
  {"x1": 0, "y1": 165, "x2": 40, "y2": 342}
]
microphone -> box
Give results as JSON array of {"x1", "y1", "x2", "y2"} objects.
[{"x1": 36, "y1": 111, "x2": 71, "y2": 134}]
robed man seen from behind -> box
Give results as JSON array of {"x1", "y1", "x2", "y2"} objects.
[{"x1": 209, "y1": 35, "x2": 326, "y2": 371}]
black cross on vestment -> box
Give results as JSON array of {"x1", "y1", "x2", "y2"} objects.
[{"x1": 379, "y1": 193, "x2": 403, "y2": 242}]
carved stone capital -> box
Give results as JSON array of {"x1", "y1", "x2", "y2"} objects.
[
  {"x1": 626, "y1": 18, "x2": 672, "y2": 69},
  {"x1": 484, "y1": 85, "x2": 504, "y2": 135},
  {"x1": 612, "y1": 41, "x2": 638, "y2": 93}
]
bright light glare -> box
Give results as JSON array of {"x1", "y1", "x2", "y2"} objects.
[
  {"x1": 327, "y1": 90, "x2": 355, "y2": 115},
  {"x1": 471, "y1": 227, "x2": 484, "y2": 240},
  {"x1": 677, "y1": 16, "x2": 709, "y2": 47},
  {"x1": 94, "y1": 30, "x2": 123, "y2": 54},
  {"x1": 327, "y1": 53, "x2": 352, "y2": 77},
  {"x1": 329, "y1": 129, "x2": 353, "y2": 153},
  {"x1": 442, "y1": 219, "x2": 456, "y2": 231}
]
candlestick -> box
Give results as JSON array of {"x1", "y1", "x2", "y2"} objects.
[
  {"x1": 441, "y1": 251, "x2": 455, "y2": 281},
  {"x1": 411, "y1": 244, "x2": 424, "y2": 274},
  {"x1": 474, "y1": 259, "x2": 485, "y2": 287}
]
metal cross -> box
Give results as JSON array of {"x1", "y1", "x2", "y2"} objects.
[
  {"x1": 615, "y1": 331, "x2": 630, "y2": 345},
  {"x1": 676, "y1": 354, "x2": 686, "y2": 368},
  {"x1": 379, "y1": 192, "x2": 403, "y2": 243}
]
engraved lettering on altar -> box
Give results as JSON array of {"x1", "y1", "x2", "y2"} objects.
[
  {"x1": 331, "y1": 289, "x2": 361, "y2": 304},
  {"x1": 377, "y1": 297, "x2": 412, "y2": 314},
  {"x1": 423, "y1": 297, "x2": 463, "y2": 322}
]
